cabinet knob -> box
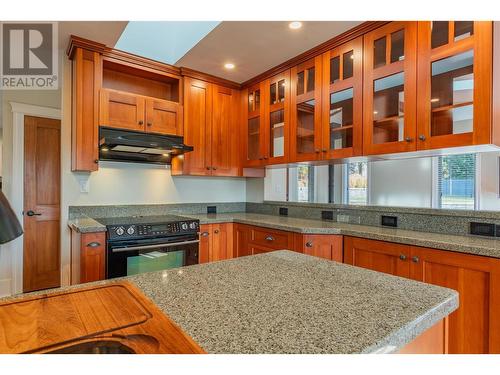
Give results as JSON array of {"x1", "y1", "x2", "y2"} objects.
[
  {"x1": 86, "y1": 242, "x2": 101, "y2": 248},
  {"x1": 138, "y1": 120, "x2": 144, "y2": 125},
  {"x1": 265, "y1": 236, "x2": 275, "y2": 241},
  {"x1": 263, "y1": 156, "x2": 268, "y2": 160},
  {"x1": 305, "y1": 241, "x2": 313, "y2": 248},
  {"x1": 418, "y1": 134, "x2": 426, "y2": 141},
  {"x1": 94, "y1": 159, "x2": 99, "y2": 164},
  {"x1": 405, "y1": 137, "x2": 412, "y2": 142},
  {"x1": 259, "y1": 157, "x2": 264, "y2": 160},
  {"x1": 411, "y1": 256, "x2": 420, "y2": 263},
  {"x1": 201, "y1": 231, "x2": 209, "y2": 237},
  {"x1": 214, "y1": 229, "x2": 219, "y2": 234},
  {"x1": 399, "y1": 254, "x2": 407, "y2": 261},
  {"x1": 147, "y1": 122, "x2": 152, "y2": 127},
  {"x1": 212, "y1": 167, "x2": 217, "y2": 170},
  {"x1": 315, "y1": 149, "x2": 320, "y2": 153},
  {"x1": 322, "y1": 149, "x2": 327, "y2": 152},
  {"x1": 206, "y1": 167, "x2": 211, "y2": 170}
]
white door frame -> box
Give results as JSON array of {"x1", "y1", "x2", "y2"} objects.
[{"x1": 6, "y1": 102, "x2": 61, "y2": 295}]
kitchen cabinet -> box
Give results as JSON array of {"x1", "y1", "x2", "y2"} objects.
[
  {"x1": 290, "y1": 56, "x2": 323, "y2": 162},
  {"x1": 70, "y1": 230, "x2": 106, "y2": 284},
  {"x1": 70, "y1": 47, "x2": 102, "y2": 172},
  {"x1": 362, "y1": 21, "x2": 418, "y2": 155},
  {"x1": 172, "y1": 77, "x2": 240, "y2": 177},
  {"x1": 321, "y1": 37, "x2": 363, "y2": 159},
  {"x1": 416, "y1": 21, "x2": 492, "y2": 150},
  {"x1": 248, "y1": 226, "x2": 294, "y2": 251},
  {"x1": 343, "y1": 236, "x2": 500, "y2": 353},
  {"x1": 199, "y1": 223, "x2": 234, "y2": 263},
  {"x1": 294, "y1": 234, "x2": 343, "y2": 261},
  {"x1": 234, "y1": 224, "x2": 251, "y2": 257},
  {"x1": 243, "y1": 82, "x2": 266, "y2": 167}
]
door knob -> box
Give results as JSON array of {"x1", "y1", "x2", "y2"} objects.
[{"x1": 26, "y1": 210, "x2": 41, "y2": 217}]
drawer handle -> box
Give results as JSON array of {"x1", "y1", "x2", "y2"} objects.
[
  {"x1": 86, "y1": 242, "x2": 101, "y2": 248},
  {"x1": 201, "y1": 232, "x2": 209, "y2": 237},
  {"x1": 411, "y1": 256, "x2": 420, "y2": 263},
  {"x1": 265, "y1": 236, "x2": 275, "y2": 241},
  {"x1": 305, "y1": 241, "x2": 313, "y2": 248},
  {"x1": 399, "y1": 254, "x2": 407, "y2": 261}
]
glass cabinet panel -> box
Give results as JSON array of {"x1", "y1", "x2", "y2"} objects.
[
  {"x1": 374, "y1": 36, "x2": 387, "y2": 68},
  {"x1": 306, "y1": 67, "x2": 315, "y2": 92},
  {"x1": 296, "y1": 99, "x2": 316, "y2": 154},
  {"x1": 330, "y1": 56, "x2": 340, "y2": 83},
  {"x1": 454, "y1": 21, "x2": 473, "y2": 41},
  {"x1": 342, "y1": 51, "x2": 354, "y2": 79},
  {"x1": 270, "y1": 109, "x2": 285, "y2": 157},
  {"x1": 373, "y1": 72, "x2": 405, "y2": 144},
  {"x1": 247, "y1": 117, "x2": 261, "y2": 160},
  {"x1": 270, "y1": 83, "x2": 277, "y2": 105},
  {"x1": 390, "y1": 30, "x2": 405, "y2": 62},
  {"x1": 248, "y1": 89, "x2": 260, "y2": 112},
  {"x1": 278, "y1": 79, "x2": 285, "y2": 103},
  {"x1": 330, "y1": 88, "x2": 354, "y2": 150},
  {"x1": 431, "y1": 21, "x2": 449, "y2": 49},
  {"x1": 296, "y1": 71, "x2": 305, "y2": 95},
  {"x1": 430, "y1": 50, "x2": 474, "y2": 136}
]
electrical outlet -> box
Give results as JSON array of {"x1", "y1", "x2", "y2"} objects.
[
  {"x1": 207, "y1": 206, "x2": 217, "y2": 214},
  {"x1": 321, "y1": 211, "x2": 334, "y2": 220},
  {"x1": 279, "y1": 207, "x2": 288, "y2": 216},
  {"x1": 381, "y1": 215, "x2": 398, "y2": 227}
]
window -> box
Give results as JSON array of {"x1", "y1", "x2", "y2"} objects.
[
  {"x1": 345, "y1": 162, "x2": 368, "y2": 205},
  {"x1": 437, "y1": 154, "x2": 476, "y2": 210}
]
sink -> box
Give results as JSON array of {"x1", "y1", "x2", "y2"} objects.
[{"x1": 47, "y1": 340, "x2": 135, "y2": 354}]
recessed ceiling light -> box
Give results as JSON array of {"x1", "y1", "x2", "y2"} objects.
[
  {"x1": 289, "y1": 21, "x2": 302, "y2": 30},
  {"x1": 224, "y1": 62, "x2": 235, "y2": 70}
]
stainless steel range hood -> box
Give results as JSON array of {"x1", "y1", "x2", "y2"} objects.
[{"x1": 99, "y1": 127, "x2": 193, "y2": 165}]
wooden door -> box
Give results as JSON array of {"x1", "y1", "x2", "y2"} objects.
[
  {"x1": 343, "y1": 237, "x2": 410, "y2": 278},
  {"x1": 243, "y1": 83, "x2": 266, "y2": 167},
  {"x1": 234, "y1": 224, "x2": 251, "y2": 257},
  {"x1": 416, "y1": 21, "x2": 492, "y2": 150},
  {"x1": 295, "y1": 234, "x2": 343, "y2": 261},
  {"x1": 321, "y1": 37, "x2": 363, "y2": 159},
  {"x1": 211, "y1": 85, "x2": 240, "y2": 176},
  {"x1": 363, "y1": 22, "x2": 418, "y2": 155},
  {"x1": 210, "y1": 223, "x2": 234, "y2": 262},
  {"x1": 410, "y1": 246, "x2": 500, "y2": 353},
  {"x1": 145, "y1": 98, "x2": 183, "y2": 136},
  {"x1": 181, "y1": 78, "x2": 212, "y2": 175},
  {"x1": 99, "y1": 88, "x2": 145, "y2": 131},
  {"x1": 290, "y1": 56, "x2": 323, "y2": 162},
  {"x1": 23, "y1": 116, "x2": 61, "y2": 292},
  {"x1": 80, "y1": 232, "x2": 106, "y2": 283},
  {"x1": 264, "y1": 71, "x2": 290, "y2": 164}
]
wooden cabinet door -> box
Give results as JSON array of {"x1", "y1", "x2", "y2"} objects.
[
  {"x1": 321, "y1": 37, "x2": 363, "y2": 159},
  {"x1": 295, "y1": 234, "x2": 343, "y2": 262},
  {"x1": 343, "y1": 236, "x2": 411, "y2": 278},
  {"x1": 210, "y1": 223, "x2": 234, "y2": 262},
  {"x1": 145, "y1": 98, "x2": 183, "y2": 136},
  {"x1": 243, "y1": 83, "x2": 266, "y2": 167},
  {"x1": 416, "y1": 21, "x2": 492, "y2": 150},
  {"x1": 410, "y1": 246, "x2": 500, "y2": 353},
  {"x1": 182, "y1": 78, "x2": 212, "y2": 175},
  {"x1": 199, "y1": 224, "x2": 211, "y2": 264},
  {"x1": 290, "y1": 56, "x2": 323, "y2": 162},
  {"x1": 234, "y1": 224, "x2": 251, "y2": 257},
  {"x1": 71, "y1": 47, "x2": 101, "y2": 172},
  {"x1": 211, "y1": 85, "x2": 240, "y2": 176},
  {"x1": 363, "y1": 22, "x2": 418, "y2": 155},
  {"x1": 264, "y1": 71, "x2": 290, "y2": 164},
  {"x1": 99, "y1": 88, "x2": 145, "y2": 131},
  {"x1": 80, "y1": 232, "x2": 106, "y2": 283}
]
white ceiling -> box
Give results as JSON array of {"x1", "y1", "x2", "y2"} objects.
[{"x1": 175, "y1": 21, "x2": 363, "y2": 83}]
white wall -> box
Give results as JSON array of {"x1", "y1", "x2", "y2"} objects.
[
  {"x1": 479, "y1": 152, "x2": 500, "y2": 211},
  {"x1": 264, "y1": 168, "x2": 287, "y2": 201}
]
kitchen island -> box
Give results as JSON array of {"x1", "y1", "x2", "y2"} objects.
[{"x1": 0, "y1": 251, "x2": 458, "y2": 354}]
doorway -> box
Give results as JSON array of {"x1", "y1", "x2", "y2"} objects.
[{"x1": 23, "y1": 115, "x2": 61, "y2": 292}]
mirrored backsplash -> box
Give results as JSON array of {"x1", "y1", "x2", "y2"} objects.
[{"x1": 264, "y1": 151, "x2": 500, "y2": 211}]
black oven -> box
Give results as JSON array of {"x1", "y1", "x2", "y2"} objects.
[{"x1": 107, "y1": 233, "x2": 199, "y2": 278}]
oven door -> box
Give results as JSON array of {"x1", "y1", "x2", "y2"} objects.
[{"x1": 106, "y1": 234, "x2": 199, "y2": 279}]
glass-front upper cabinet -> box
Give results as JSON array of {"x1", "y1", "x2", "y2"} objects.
[
  {"x1": 290, "y1": 56, "x2": 323, "y2": 162},
  {"x1": 321, "y1": 36, "x2": 363, "y2": 159},
  {"x1": 244, "y1": 82, "x2": 265, "y2": 167},
  {"x1": 265, "y1": 70, "x2": 290, "y2": 164},
  {"x1": 416, "y1": 21, "x2": 492, "y2": 150},
  {"x1": 363, "y1": 22, "x2": 418, "y2": 155}
]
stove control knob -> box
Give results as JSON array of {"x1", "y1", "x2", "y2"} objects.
[
  {"x1": 181, "y1": 222, "x2": 188, "y2": 231},
  {"x1": 115, "y1": 227, "x2": 125, "y2": 236},
  {"x1": 127, "y1": 226, "x2": 135, "y2": 235},
  {"x1": 189, "y1": 222, "x2": 197, "y2": 230}
]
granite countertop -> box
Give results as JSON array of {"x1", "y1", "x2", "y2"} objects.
[
  {"x1": 68, "y1": 212, "x2": 500, "y2": 259},
  {"x1": 128, "y1": 250, "x2": 457, "y2": 353}
]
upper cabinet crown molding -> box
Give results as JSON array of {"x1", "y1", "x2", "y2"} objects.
[
  {"x1": 66, "y1": 35, "x2": 108, "y2": 59},
  {"x1": 180, "y1": 67, "x2": 241, "y2": 90}
]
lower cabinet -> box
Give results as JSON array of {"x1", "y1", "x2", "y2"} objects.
[
  {"x1": 293, "y1": 233, "x2": 343, "y2": 261},
  {"x1": 70, "y1": 231, "x2": 106, "y2": 284},
  {"x1": 344, "y1": 236, "x2": 500, "y2": 354},
  {"x1": 199, "y1": 223, "x2": 234, "y2": 263}
]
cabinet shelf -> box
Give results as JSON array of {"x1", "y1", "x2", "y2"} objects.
[
  {"x1": 431, "y1": 101, "x2": 473, "y2": 113},
  {"x1": 373, "y1": 114, "x2": 403, "y2": 126},
  {"x1": 330, "y1": 124, "x2": 353, "y2": 132}
]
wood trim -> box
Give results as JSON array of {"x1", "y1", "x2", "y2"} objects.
[
  {"x1": 242, "y1": 21, "x2": 389, "y2": 88},
  {"x1": 180, "y1": 67, "x2": 241, "y2": 90},
  {"x1": 66, "y1": 35, "x2": 107, "y2": 58},
  {"x1": 397, "y1": 318, "x2": 448, "y2": 354}
]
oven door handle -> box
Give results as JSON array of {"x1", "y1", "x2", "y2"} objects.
[{"x1": 111, "y1": 239, "x2": 200, "y2": 253}]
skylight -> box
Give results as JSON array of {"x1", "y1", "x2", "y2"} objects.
[{"x1": 115, "y1": 21, "x2": 220, "y2": 65}]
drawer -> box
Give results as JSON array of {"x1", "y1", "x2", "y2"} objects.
[
  {"x1": 250, "y1": 244, "x2": 277, "y2": 255},
  {"x1": 250, "y1": 226, "x2": 292, "y2": 250}
]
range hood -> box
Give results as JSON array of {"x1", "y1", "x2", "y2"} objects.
[{"x1": 99, "y1": 127, "x2": 193, "y2": 165}]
